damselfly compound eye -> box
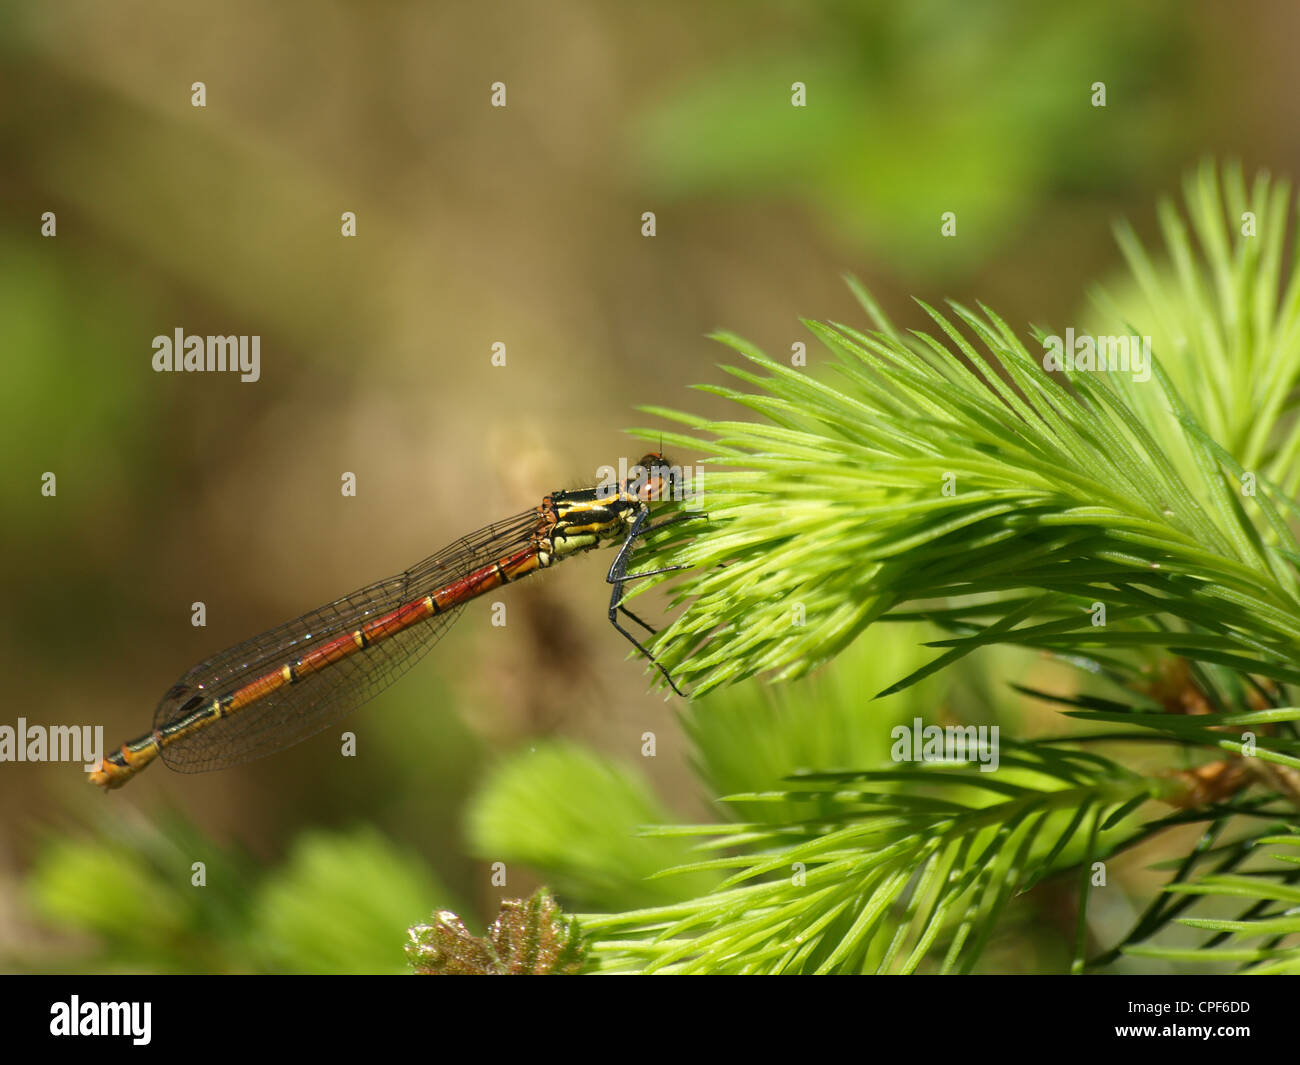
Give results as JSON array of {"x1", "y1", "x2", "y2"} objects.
[{"x1": 92, "y1": 456, "x2": 691, "y2": 789}]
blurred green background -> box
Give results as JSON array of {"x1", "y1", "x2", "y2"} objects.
[{"x1": 2, "y1": 0, "x2": 1296, "y2": 972}]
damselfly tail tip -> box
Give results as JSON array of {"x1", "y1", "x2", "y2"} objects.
[
  {"x1": 88, "y1": 762, "x2": 129, "y2": 790},
  {"x1": 88, "y1": 737, "x2": 161, "y2": 790}
]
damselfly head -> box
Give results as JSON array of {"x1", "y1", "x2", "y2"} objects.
[{"x1": 633, "y1": 452, "x2": 678, "y2": 502}]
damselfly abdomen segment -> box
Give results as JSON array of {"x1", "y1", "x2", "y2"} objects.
[{"x1": 91, "y1": 453, "x2": 686, "y2": 789}]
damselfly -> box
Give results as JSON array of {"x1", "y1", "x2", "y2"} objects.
[{"x1": 91, "y1": 453, "x2": 690, "y2": 789}]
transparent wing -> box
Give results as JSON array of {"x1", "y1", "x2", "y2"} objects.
[{"x1": 153, "y1": 508, "x2": 541, "y2": 773}]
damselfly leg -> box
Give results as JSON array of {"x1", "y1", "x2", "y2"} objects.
[{"x1": 606, "y1": 507, "x2": 706, "y2": 696}]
